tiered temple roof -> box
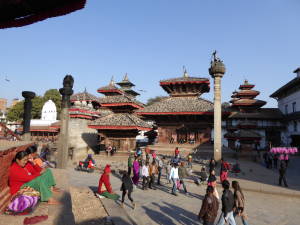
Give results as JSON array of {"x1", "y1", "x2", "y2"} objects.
[
  {"x1": 228, "y1": 108, "x2": 283, "y2": 120},
  {"x1": 97, "y1": 78, "x2": 124, "y2": 96},
  {"x1": 90, "y1": 77, "x2": 151, "y2": 131},
  {"x1": 89, "y1": 113, "x2": 152, "y2": 131},
  {"x1": 137, "y1": 96, "x2": 213, "y2": 115},
  {"x1": 231, "y1": 80, "x2": 266, "y2": 111},
  {"x1": 138, "y1": 70, "x2": 214, "y2": 116},
  {"x1": 69, "y1": 90, "x2": 100, "y2": 120},
  {"x1": 98, "y1": 95, "x2": 144, "y2": 110},
  {"x1": 116, "y1": 74, "x2": 140, "y2": 98},
  {"x1": 159, "y1": 70, "x2": 210, "y2": 97},
  {"x1": 70, "y1": 90, "x2": 98, "y2": 102}
]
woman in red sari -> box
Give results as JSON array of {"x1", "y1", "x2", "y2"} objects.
[
  {"x1": 9, "y1": 151, "x2": 60, "y2": 204},
  {"x1": 97, "y1": 164, "x2": 119, "y2": 200}
]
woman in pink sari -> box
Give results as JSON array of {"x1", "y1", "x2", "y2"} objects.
[{"x1": 132, "y1": 156, "x2": 140, "y2": 185}]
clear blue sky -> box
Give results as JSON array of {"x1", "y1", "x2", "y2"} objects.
[{"x1": 1, "y1": 0, "x2": 300, "y2": 107}]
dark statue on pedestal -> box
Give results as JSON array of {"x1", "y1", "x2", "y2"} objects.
[
  {"x1": 59, "y1": 75, "x2": 74, "y2": 108},
  {"x1": 22, "y1": 91, "x2": 36, "y2": 136}
]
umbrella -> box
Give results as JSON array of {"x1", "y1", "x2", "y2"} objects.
[{"x1": 0, "y1": 0, "x2": 86, "y2": 29}]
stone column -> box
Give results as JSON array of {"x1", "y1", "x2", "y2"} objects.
[
  {"x1": 57, "y1": 75, "x2": 74, "y2": 169},
  {"x1": 209, "y1": 51, "x2": 226, "y2": 162},
  {"x1": 22, "y1": 91, "x2": 36, "y2": 141}
]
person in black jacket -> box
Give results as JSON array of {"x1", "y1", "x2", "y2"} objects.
[
  {"x1": 279, "y1": 162, "x2": 288, "y2": 187},
  {"x1": 120, "y1": 171, "x2": 135, "y2": 209},
  {"x1": 198, "y1": 186, "x2": 219, "y2": 225},
  {"x1": 216, "y1": 180, "x2": 236, "y2": 225}
]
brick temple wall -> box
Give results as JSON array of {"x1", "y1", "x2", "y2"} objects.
[{"x1": 68, "y1": 119, "x2": 98, "y2": 162}]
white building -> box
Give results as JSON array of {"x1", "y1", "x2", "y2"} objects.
[
  {"x1": 30, "y1": 100, "x2": 58, "y2": 126},
  {"x1": 270, "y1": 67, "x2": 300, "y2": 147}
]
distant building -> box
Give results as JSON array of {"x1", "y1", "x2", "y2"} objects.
[
  {"x1": 21, "y1": 100, "x2": 60, "y2": 141},
  {"x1": 10, "y1": 98, "x2": 20, "y2": 108},
  {"x1": 225, "y1": 80, "x2": 284, "y2": 151},
  {"x1": 0, "y1": 98, "x2": 7, "y2": 112},
  {"x1": 270, "y1": 67, "x2": 300, "y2": 148}
]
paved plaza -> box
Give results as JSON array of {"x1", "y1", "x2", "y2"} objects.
[{"x1": 69, "y1": 155, "x2": 300, "y2": 225}]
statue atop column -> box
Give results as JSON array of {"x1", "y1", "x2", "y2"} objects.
[
  {"x1": 208, "y1": 51, "x2": 226, "y2": 162},
  {"x1": 209, "y1": 50, "x2": 226, "y2": 78},
  {"x1": 57, "y1": 75, "x2": 74, "y2": 169},
  {"x1": 22, "y1": 91, "x2": 36, "y2": 140}
]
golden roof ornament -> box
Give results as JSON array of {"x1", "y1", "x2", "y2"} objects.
[
  {"x1": 109, "y1": 76, "x2": 115, "y2": 86},
  {"x1": 123, "y1": 73, "x2": 129, "y2": 82},
  {"x1": 183, "y1": 66, "x2": 189, "y2": 78}
]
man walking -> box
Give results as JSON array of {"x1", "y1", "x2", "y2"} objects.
[
  {"x1": 127, "y1": 154, "x2": 133, "y2": 176},
  {"x1": 279, "y1": 162, "x2": 288, "y2": 187},
  {"x1": 149, "y1": 160, "x2": 158, "y2": 189},
  {"x1": 178, "y1": 162, "x2": 189, "y2": 194},
  {"x1": 156, "y1": 156, "x2": 163, "y2": 185},
  {"x1": 217, "y1": 180, "x2": 236, "y2": 225},
  {"x1": 198, "y1": 186, "x2": 219, "y2": 225},
  {"x1": 142, "y1": 162, "x2": 150, "y2": 190},
  {"x1": 169, "y1": 163, "x2": 179, "y2": 196}
]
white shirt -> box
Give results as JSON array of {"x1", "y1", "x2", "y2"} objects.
[
  {"x1": 142, "y1": 165, "x2": 149, "y2": 177},
  {"x1": 169, "y1": 167, "x2": 179, "y2": 180}
]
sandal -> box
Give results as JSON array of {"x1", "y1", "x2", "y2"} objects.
[{"x1": 23, "y1": 215, "x2": 48, "y2": 225}]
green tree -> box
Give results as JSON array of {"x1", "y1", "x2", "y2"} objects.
[
  {"x1": 6, "y1": 101, "x2": 24, "y2": 122},
  {"x1": 146, "y1": 96, "x2": 167, "y2": 106},
  {"x1": 222, "y1": 102, "x2": 231, "y2": 108},
  {"x1": 31, "y1": 96, "x2": 45, "y2": 119}
]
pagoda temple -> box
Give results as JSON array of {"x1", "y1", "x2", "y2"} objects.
[
  {"x1": 137, "y1": 70, "x2": 216, "y2": 145},
  {"x1": 69, "y1": 90, "x2": 100, "y2": 120},
  {"x1": 225, "y1": 80, "x2": 284, "y2": 150},
  {"x1": 231, "y1": 80, "x2": 266, "y2": 112},
  {"x1": 89, "y1": 75, "x2": 152, "y2": 151}
]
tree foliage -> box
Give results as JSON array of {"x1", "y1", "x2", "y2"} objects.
[
  {"x1": 222, "y1": 102, "x2": 231, "y2": 108},
  {"x1": 6, "y1": 89, "x2": 62, "y2": 122},
  {"x1": 6, "y1": 101, "x2": 24, "y2": 122},
  {"x1": 146, "y1": 96, "x2": 167, "y2": 106}
]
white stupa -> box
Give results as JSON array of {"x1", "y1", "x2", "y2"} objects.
[
  {"x1": 31, "y1": 100, "x2": 58, "y2": 126},
  {"x1": 41, "y1": 100, "x2": 57, "y2": 121}
]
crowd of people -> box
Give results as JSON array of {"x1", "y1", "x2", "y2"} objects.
[{"x1": 94, "y1": 145, "x2": 252, "y2": 224}]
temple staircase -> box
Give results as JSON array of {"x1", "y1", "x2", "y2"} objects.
[
  {"x1": 0, "y1": 123, "x2": 21, "y2": 140},
  {"x1": 148, "y1": 142, "x2": 235, "y2": 159},
  {"x1": 147, "y1": 143, "x2": 198, "y2": 157}
]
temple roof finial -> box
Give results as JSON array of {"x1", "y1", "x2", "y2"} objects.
[
  {"x1": 109, "y1": 76, "x2": 115, "y2": 86},
  {"x1": 183, "y1": 66, "x2": 189, "y2": 78},
  {"x1": 123, "y1": 73, "x2": 129, "y2": 82}
]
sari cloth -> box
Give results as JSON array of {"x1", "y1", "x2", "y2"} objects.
[
  {"x1": 21, "y1": 169, "x2": 55, "y2": 202},
  {"x1": 132, "y1": 160, "x2": 140, "y2": 185}
]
